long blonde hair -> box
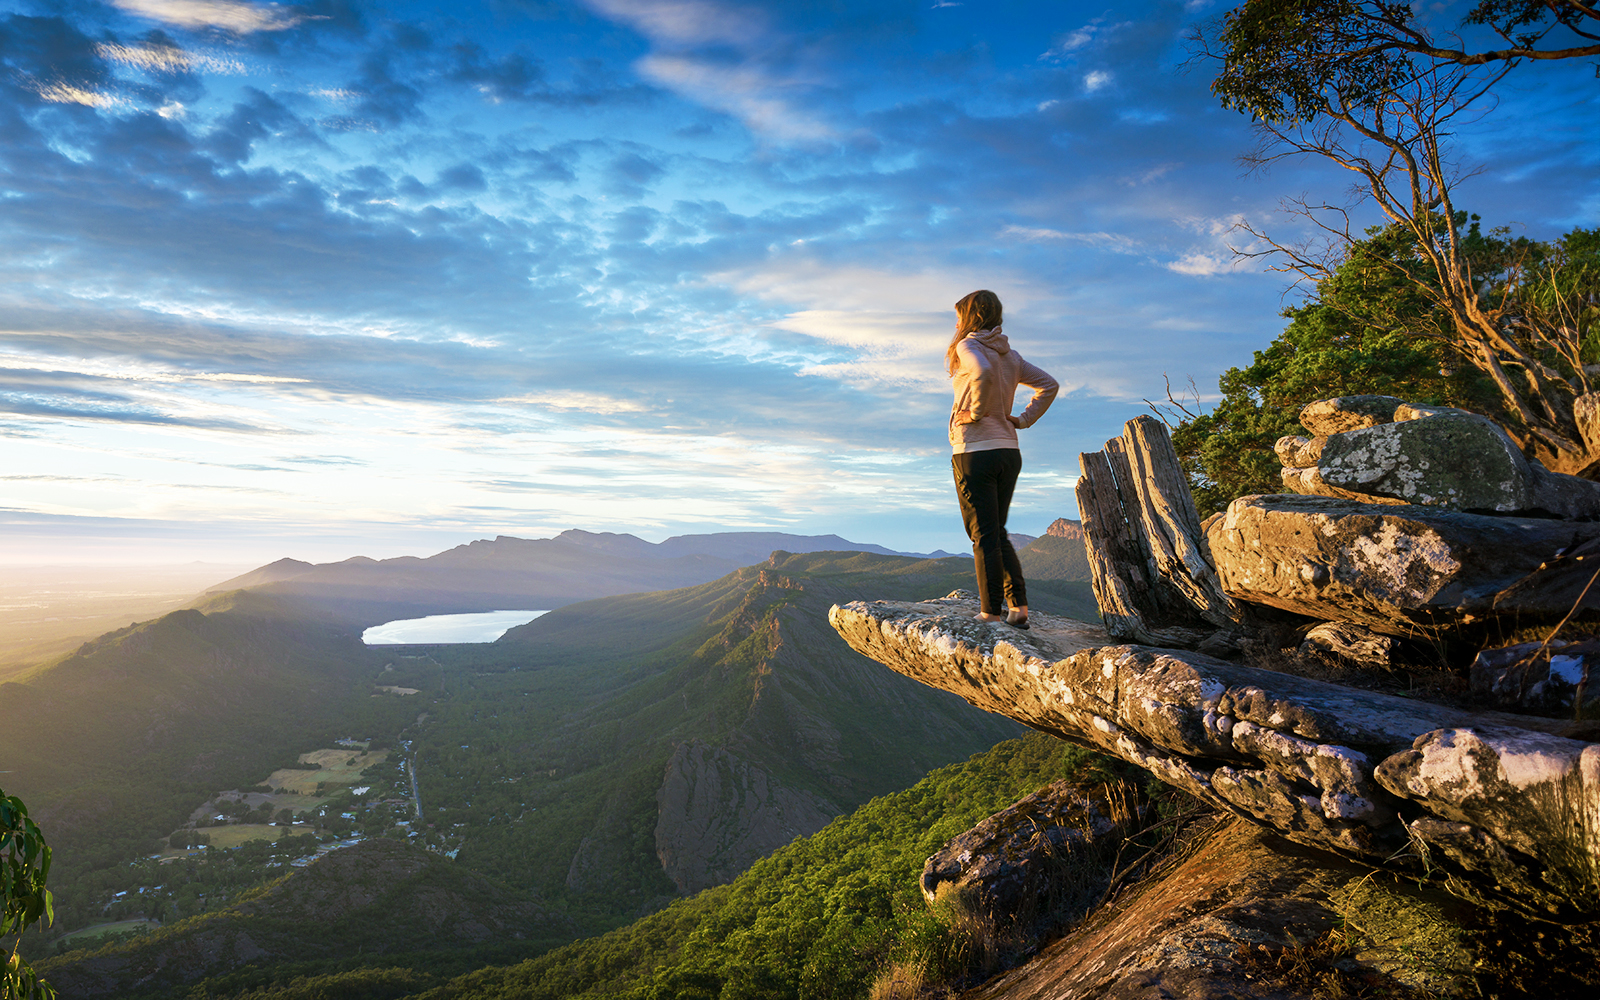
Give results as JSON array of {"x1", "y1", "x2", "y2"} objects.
[{"x1": 945, "y1": 290, "x2": 1003, "y2": 375}]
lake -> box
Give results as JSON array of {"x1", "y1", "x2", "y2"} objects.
[{"x1": 362, "y1": 610, "x2": 548, "y2": 645}]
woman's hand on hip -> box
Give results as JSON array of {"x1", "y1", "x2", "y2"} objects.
[{"x1": 1006, "y1": 414, "x2": 1024, "y2": 428}]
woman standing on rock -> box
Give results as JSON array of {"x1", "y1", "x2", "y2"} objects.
[{"x1": 947, "y1": 289, "x2": 1058, "y2": 629}]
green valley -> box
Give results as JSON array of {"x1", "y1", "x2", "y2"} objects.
[
  {"x1": 3, "y1": 539, "x2": 1101, "y2": 996},
  {"x1": 41, "y1": 733, "x2": 1120, "y2": 1000}
]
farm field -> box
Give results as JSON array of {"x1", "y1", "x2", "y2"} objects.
[
  {"x1": 265, "y1": 749, "x2": 389, "y2": 797},
  {"x1": 166, "y1": 748, "x2": 394, "y2": 853},
  {"x1": 198, "y1": 824, "x2": 292, "y2": 850},
  {"x1": 57, "y1": 918, "x2": 160, "y2": 946}
]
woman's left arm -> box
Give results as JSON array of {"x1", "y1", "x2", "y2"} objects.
[{"x1": 1010, "y1": 357, "x2": 1059, "y2": 429}]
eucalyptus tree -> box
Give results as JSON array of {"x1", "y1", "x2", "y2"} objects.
[
  {"x1": 2, "y1": 789, "x2": 55, "y2": 1000},
  {"x1": 1198, "y1": 1, "x2": 1600, "y2": 475}
]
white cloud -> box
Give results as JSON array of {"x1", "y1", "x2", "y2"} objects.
[
  {"x1": 585, "y1": 0, "x2": 833, "y2": 143},
  {"x1": 95, "y1": 42, "x2": 247, "y2": 74},
  {"x1": 495, "y1": 391, "x2": 649, "y2": 415},
  {"x1": 110, "y1": 0, "x2": 309, "y2": 34},
  {"x1": 1040, "y1": 19, "x2": 1131, "y2": 60},
  {"x1": 999, "y1": 226, "x2": 1141, "y2": 252},
  {"x1": 31, "y1": 83, "x2": 125, "y2": 108},
  {"x1": 0, "y1": 352, "x2": 310, "y2": 386},
  {"x1": 638, "y1": 54, "x2": 835, "y2": 142},
  {"x1": 1166, "y1": 252, "x2": 1237, "y2": 276},
  {"x1": 1084, "y1": 70, "x2": 1112, "y2": 92},
  {"x1": 583, "y1": 0, "x2": 766, "y2": 47},
  {"x1": 1050, "y1": 27, "x2": 1096, "y2": 54}
]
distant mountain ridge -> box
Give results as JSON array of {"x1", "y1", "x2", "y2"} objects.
[{"x1": 206, "y1": 530, "x2": 962, "y2": 624}]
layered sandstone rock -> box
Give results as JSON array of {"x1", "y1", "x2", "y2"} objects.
[
  {"x1": 1300, "y1": 621, "x2": 1396, "y2": 669},
  {"x1": 1205, "y1": 494, "x2": 1600, "y2": 636},
  {"x1": 829, "y1": 593, "x2": 1600, "y2": 916}
]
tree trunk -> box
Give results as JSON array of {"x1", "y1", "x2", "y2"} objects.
[{"x1": 1076, "y1": 418, "x2": 1236, "y2": 646}]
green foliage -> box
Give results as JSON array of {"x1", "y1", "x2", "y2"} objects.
[
  {"x1": 1207, "y1": 0, "x2": 1600, "y2": 124},
  {"x1": 1167, "y1": 217, "x2": 1564, "y2": 514},
  {"x1": 2, "y1": 788, "x2": 55, "y2": 1000},
  {"x1": 1210, "y1": 0, "x2": 1418, "y2": 123},
  {"x1": 411, "y1": 733, "x2": 1107, "y2": 1000}
]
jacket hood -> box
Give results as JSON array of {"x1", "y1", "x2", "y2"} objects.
[{"x1": 968, "y1": 327, "x2": 1010, "y2": 354}]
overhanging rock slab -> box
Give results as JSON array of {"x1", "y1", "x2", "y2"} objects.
[{"x1": 829, "y1": 594, "x2": 1600, "y2": 915}]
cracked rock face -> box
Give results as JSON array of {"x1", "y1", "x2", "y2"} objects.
[
  {"x1": 829, "y1": 594, "x2": 1600, "y2": 915},
  {"x1": 1206, "y1": 494, "x2": 1600, "y2": 636},
  {"x1": 920, "y1": 779, "x2": 1129, "y2": 925}
]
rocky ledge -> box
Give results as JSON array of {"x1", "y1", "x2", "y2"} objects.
[{"x1": 829, "y1": 593, "x2": 1600, "y2": 917}]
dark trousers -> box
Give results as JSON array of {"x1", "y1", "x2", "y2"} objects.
[{"x1": 951, "y1": 449, "x2": 1025, "y2": 615}]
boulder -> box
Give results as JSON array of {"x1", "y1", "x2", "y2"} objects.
[
  {"x1": 1273, "y1": 434, "x2": 1325, "y2": 469},
  {"x1": 1316, "y1": 411, "x2": 1534, "y2": 512},
  {"x1": 1280, "y1": 462, "x2": 1406, "y2": 504},
  {"x1": 828, "y1": 593, "x2": 1600, "y2": 915},
  {"x1": 1206, "y1": 494, "x2": 1600, "y2": 636},
  {"x1": 1298, "y1": 395, "x2": 1407, "y2": 435},
  {"x1": 1279, "y1": 398, "x2": 1600, "y2": 518},
  {"x1": 919, "y1": 780, "x2": 1132, "y2": 926},
  {"x1": 1471, "y1": 639, "x2": 1600, "y2": 717}
]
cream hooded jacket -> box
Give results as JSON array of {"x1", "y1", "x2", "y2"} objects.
[{"x1": 949, "y1": 328, "x2": 1058, "y2": 453}]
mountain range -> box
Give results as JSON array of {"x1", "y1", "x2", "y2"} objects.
[{"x1": 205, "y1": 530, "x2": 965, "y2": 624}]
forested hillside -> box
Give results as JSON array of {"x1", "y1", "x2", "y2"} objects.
[
  {"x1": 43, "y1": 734, "x2": 1110, "y2": 1000},
  {"x1": 382, "y1": 550, "x2": 1097, "y2": 922},
  {"x1": 9, "y1": 545, "x2": 1099, "y2": 987},
  {"x1": 0, "y1": 588, "x2": 412, "y2": 904}
]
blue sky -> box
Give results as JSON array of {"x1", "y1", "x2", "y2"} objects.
[{"x1": 0, "y1": 0, "x2": 1595, "y2": 565}]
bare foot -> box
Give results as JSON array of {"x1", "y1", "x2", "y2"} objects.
[{"x1": 975, "y1": 612, "x2": 1007, "y2": 622}]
